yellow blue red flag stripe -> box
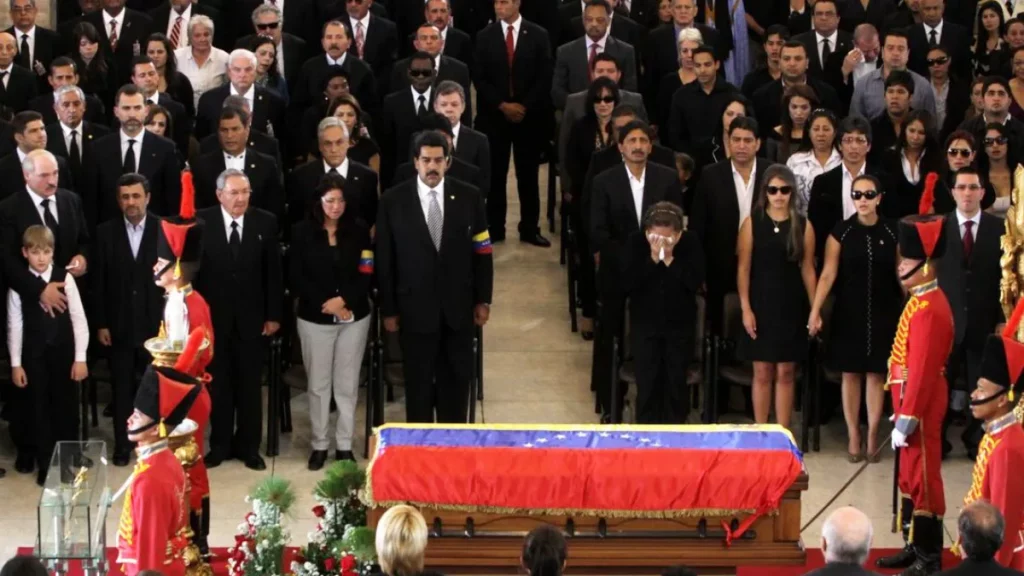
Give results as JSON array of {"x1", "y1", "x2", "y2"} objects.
[
  {"x1": 359, "y1": 250, "x2": 374, "y2": 274},
  {"x1": 473, "y1": 231, "x2": 492, "y2": 254}
]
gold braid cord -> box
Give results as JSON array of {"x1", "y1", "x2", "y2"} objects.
[
  {"x1": 886, "y1": 296, "x2": 928, "y2": 389},
  {"x1": 964, "y1": 435, "x2": 999, "y2": 507}
]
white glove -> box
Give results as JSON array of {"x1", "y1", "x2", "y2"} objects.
[{"x1": 891, "y1": 427, "x2": 908, "y2": 450}]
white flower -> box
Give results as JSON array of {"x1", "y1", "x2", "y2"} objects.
[{"x1": 304, "y1": 562, "x2": 316, "y2": 571}]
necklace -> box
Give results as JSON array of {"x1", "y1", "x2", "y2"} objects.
[{"x1": 767, "y1": 214, "x2": 785, "y2": 233}]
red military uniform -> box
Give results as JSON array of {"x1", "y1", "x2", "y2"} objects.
[{"x1": 182, "y1": 285, "x2": 213, "y2": 513}]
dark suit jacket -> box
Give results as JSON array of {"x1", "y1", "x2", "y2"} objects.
[
  {"x1": 110, "y1": 93, "x2": 190, "y2": 155},
  {"x1": 195, "y1": 84, "x2": 286, "y2": 143},
  {"x1": 806, "y1": 163, "x2": 897, "y2": 261},
  {"x1": 45, "y1": 121, "x2": 111, "y2": 192},
  {"x1": 148, "y1": 1, "x2": 221, "y2": 44},
  {"x1": 0, "y1": 120, "x2": 15, "y2": 159},
  {"x1": 389, "y1": 55, "x2": 473, "y2": 127},
  {"x1": 7, "y1": 26, "x2": 63, "y2": 94},
  {"x1": 375, "y1": 177, "x2": 493, "y2": 332},
  {"x1": 194, "y1": 206, "x2": 284, "y2": 338},
  {"x1": 230, "y1": 0, "x2": 317, "y2": 48},
  {"x1": 908, "y1": 20, "x2": 972, "y2": 80},
  {"x1": 30, "y1": 92, "x2": 106, "y2": 126},
  {"x1": 82, "y1": 9, "x2": 154, "y2": 86},
  {"x1": 752, "y1": 78, "x2": 844, "y2": 137},
  {"x1": 567, "y1": 14, "x2": 646, "y2": 66},
  {"x1": 472, "y1": 19, "x2": 553, "y2": 131},
  {"x1": 623, "y1": 228, "x2": 705, "y2": 334},
  {"x1": 393, "y1": 157, "x2": 482, "y2": 201},
  {"x1": 802, "y1": 563, "x2": 883, "y2": 576},
  {"x1": 0, "y1": 187, "x2": 89, "y2": 303},
  {"x1": 236, "y1": 33, "x2": 307, "y2": 98},
  {"x1": 883, "y1": 8, "x2": 916, "y2": 33},
  {"x1": 87, "y1": 131, "x2": 181, "y2": 228},
  {"x1": 289, "y1": 218, "x2": 373, "y2": 323},
  {"x1": 0, "y1": 64, "x2": 39, "y2": 114},
  {"x1": 193, "y1": 147, "x2": 284, "y2": 221},
  {"x1": 936, "y1": 559, "x2": 1023, "y2": 576},
  {"x1": 937, "y1": 211, "x2": 1004, "y2": 351},
  {"x1": 92, "y1": 212, "x2": 163, "y2": 344},
  {"x1": 688, "y1": 159, "x2": 770, "y2": 296},
  {"x1": 378, "y1": 88, "x2": 434, "y2": 187},
  {"x1": 551, "y1": 35, "x2": 638, "y2": 109},
  {"x1": 452, "y1": 126, "x2": 491, "y2": 201},
  {"x1": 0, "y1": 152, "x2": 74, "y2": 198},
  {"x1": 440, "y1": 27, "x2": 473, "y2": 69},
  {"x1": 939, "y1": 77, "x2": 971, "y2": 140},
  {"x1": 198, "y1": 130, "x2": 282, "y2": 172},
  {"x1": 294, "y1": 54, "x2": 377, "y2": 116},
  {"x1": 794, "y1": 29, "x2": 853, "y2": 80},
  {"x1": 580, "y1": 143, "x2": 675, "y2": 239},
  {"x1": 641, "y1": 23, "x2": 720, "y2": 112},
  {"x1": 285, "y1": 158, "x2": 379, "y2": 227},
  {"x1": 345, "y1": 14, "x2": 399, "y2": 95}
]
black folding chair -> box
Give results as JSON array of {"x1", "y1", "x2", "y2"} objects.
[
  {"x1": 564, "y1": 211, "x2": 578, "y2": 333},
  {"x1": 544, "y1": 141, "x2": 558, "y2": 234},
  {"x1": 265, "y1": 337, "x2": 284, "y2": 457}
]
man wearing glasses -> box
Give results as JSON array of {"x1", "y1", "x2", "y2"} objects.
[
  {"x1": 958, "y1": 76, "x2": 1024, "y2": 155},
  {"x1": 235, "y1": 4, "x2": 308, "y2": 95}
]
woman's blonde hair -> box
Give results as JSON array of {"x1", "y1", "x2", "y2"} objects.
[{"x1": 375, "y1": 506, "x2": 428, "y2": 576}]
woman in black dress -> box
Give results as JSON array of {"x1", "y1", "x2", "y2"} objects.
[
  {"x1": 973, "y1": 1, "x2": 1006, "y2": 77},
  {"x1": 146, "y1": 33, "x2": 195, "y2": 117},
  {"x1": 767, "y1": 84, "x2": 818, "y2": 164},
  {"x1": 737, "y1": 164, "x2": 817, "y2": 429},
  {"x1": 71, "y1": 22, "x2": 113, "y2": 121},
  {"x1": 882, "y1": 109, "x2": 945, "y2": 218},
  {"x1": 808, "y1": 174, "x2": 902, "y2": 462}
]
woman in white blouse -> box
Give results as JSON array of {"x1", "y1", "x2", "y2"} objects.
[
  {"x1": 173, "y1": 15, "x2": 229, "y2": 110},
  {"x1": 787, "y1": 109, "x2": 842, "y2": 215}
]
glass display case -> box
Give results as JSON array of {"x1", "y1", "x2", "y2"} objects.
[{"x1": 36, "y1": 441, "x2": 111, "y2": 576}]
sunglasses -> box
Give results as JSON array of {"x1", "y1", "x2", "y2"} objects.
[
  {"x1": 595, "y1": 96, "x2": 616, "y2": 103},
  {"x1": 256, "y1": 22, "x2": 280, "y2": 30},
  {"x1": 985, "y1": 136, "x2": 1009, "y2": 146},
  {"x1": 948, "y1": 147, "x2": 972, "y2": 157},
  {"x1": 409, "y1": 69, "x2": 433, "y2": 77},
  {"x1": 926, "y1": 56, "x2": 949, "y2": 66},
  {"x1": 851, "y1": 190, "x2": 880, "y2": 200},
  {"x1": 766, "y1": 185, "x2": 792, "y2": 196}
]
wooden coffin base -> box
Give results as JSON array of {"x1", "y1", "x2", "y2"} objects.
[{"x1": 367, "y1": 475, "x2": 808, "y2": 574}]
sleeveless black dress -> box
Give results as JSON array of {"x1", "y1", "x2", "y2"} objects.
[{"x1": 738, "y1": 211, "x2": 810, "y2": 363}]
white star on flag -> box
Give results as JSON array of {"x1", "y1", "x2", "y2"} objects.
[
  {"x1": 576, "y1": 432, "x2": 588, "y2": 437},
  {"x1": 639, "y1": 438, "x2": 651, "y2": 443},
  {"x1": 620, "y1": 434, "x2": 632, "y2": 439},
  {"x1": 600, "y1": 432, "x2": 610, "y2": 437},
  {"x1": 523, "y1": 443, "x2": 534, "y2": 448},
  {"x1": 555, "y1": 434, "x2": 567, "y2": 440}
]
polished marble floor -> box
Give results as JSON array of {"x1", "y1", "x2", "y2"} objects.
[{"x1": 0, "y1": 165, "x2": 977, "y2": 565}]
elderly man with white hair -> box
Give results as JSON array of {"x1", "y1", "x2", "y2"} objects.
[
  {"x1": 195, "y1": 47, "x2": 286, "y2": 141},
  {"x1": 805, "y1": 506, "x2": 879, "y2": 576}
]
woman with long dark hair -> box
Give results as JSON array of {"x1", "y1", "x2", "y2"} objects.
[
  {"x1": 979, "y1": 122, "x2": 1019, "y2": 217},
  {"x1": 521, "y1": 526, "x2": 568, "y2": 576},
  {"x1": 737, "y1": 164, "x2": 817, "y2": 429},
  {"x1": 71, "y1": 22, "x2": 113, "y2": 117},
  {"x1": 973, "y1": 0, "x2": 1007, "y2": 76},
  {"x1": 327, "y1": 94, "x2": 380, "y2": 172},
  {"x1": 787, "y1": 108, "x2": 842, "y2": 215},
  {"x1": 769, "y1": 84, "x2": 818, "y2": 163},
  {"x1": 249, "y1": 34, "x2": 288, "y2": 105},
  {"x1": 290, "y1": 174, "x2": 372, "y2": 468},
  {"x1": 146, "y1": 33, "x2": 195, "y2": 117},
  {"x1": 883, "y1": 109, "x2": 945, "y2": 217}
]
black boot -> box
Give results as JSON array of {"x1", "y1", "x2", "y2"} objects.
[
  {"x1": 190, "y1": 498, "x2": 210, "y2": 556},
  {"x1": 898, "y1": 515, "x2": 943, "y2": 576},
  {"x1": 877, "y1": 498, "x2": 917, "y2": 569}
]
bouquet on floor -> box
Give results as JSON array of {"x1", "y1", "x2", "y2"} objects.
[
  {"x1": 228, "y1": 477, "x2": 297, "y2": 576},
  {"x1": 292, "y1": 461, "x2": 376, "y2": 576}
]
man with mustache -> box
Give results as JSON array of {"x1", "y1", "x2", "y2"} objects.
[{"x1": 376, "y1": 130, "x2": 493, "y2": 423}]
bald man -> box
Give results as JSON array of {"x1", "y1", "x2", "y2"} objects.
[
  {"x1": 807, "y1": 507, "x2": 878, "y2": 576},
  {"x1": 951, "y1": 501, "x2": 1021, "y2": 573},
  {"x1": 0, "y1": 31, "x2": 39, "y2": 112}
]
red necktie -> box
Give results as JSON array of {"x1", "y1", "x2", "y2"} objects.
[
  {"x1": 963, "y1": 220, "x2": 974, "y2": 263},
  {"x1": 109, "y1": 19, "x2": 119, "y2": 51},
  {"x1": 588, "y1": 42, "x2": 599, "y2": 80},
  {"x1": 505, "y1": 24, "x2": 515, "y2": 97},
  {"x1": 169, "y1": 15, "x2": 183, "y2": 48}
]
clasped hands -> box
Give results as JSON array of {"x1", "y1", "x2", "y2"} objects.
[{"x1": 323, "y1": 296, "x2": 354, "y2": 323}]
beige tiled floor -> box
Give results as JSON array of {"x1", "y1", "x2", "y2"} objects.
[{"x1": 0, "y1": 164, "x2": 977, "y2": 564}]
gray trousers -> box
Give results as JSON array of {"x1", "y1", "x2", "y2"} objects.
[{"x1": 297, "y1": 316, "x2": 370, "y2": 451}]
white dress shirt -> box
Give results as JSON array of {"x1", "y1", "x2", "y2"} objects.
[
  {"x1": 901, "y1": 150, "x2": 925, "y2": 185},
  {"x1": 120, "y1": 129, "x2": 144, "y2": 166},
  {"x1": 26, "y1": 187, "x2": 58, "y2": 224},
  {"x1": 325, "y1": 52, "x2": 347, "y2": 67},
  {"x1": 16, "y1": 26, "x2": 35, "y2": 67},
  {"x1": 174, "y1": 46, "x2": 230, "y2": 108},
  {"x1": 925, "y1": 20, "x2": 944, "y2": 45},
  {"x1": 626, "y1": 164, "x2": 645, "y2": 225},
  {"x1": 16, "y1": 148, "x2": 28, "y2": 166},
  {"x1": 501, "y1": 15, "x2": 523, "y2": 51},
  {"x1": 230, "y1": 83, "x2": 256, "y2": 112},
  {"x1": 956, "y1": 209, "x2": 981, "y2": 240},
  {"x1": 324, "y1": 157, "x2": 349, "y2": 177},
  {"x1": 7, "y1": 265, "x2": 90, "y2": 367},
  {"x1": 125, "y1": 215, "x2": 146, "y2": 258},
  {"x1": 816, "y1": 30, "x2": 838, "y2": 65},
  {"x1": 417, "y1": 177, "x2": 446, "y2": 220},
  {"x1": 103, "y1": 9, "x2": 125, "y2": 42},
  {"x1": 0, "y1": 64, "x2": 13, "y2": 89},
  {"x1": 411, "y1": 85, "x2": 433, "y2": 110},
  {"x1": 732, "y1": 159, "x2": 757, "y2": 229},
  {"x1": 224, "y1": 149, "x2": 246, "y2": 171},
  {"x1": 787, "y1": 149, "x2": 842, "y2": 215},
  {"x1": 222, "y1": 206, "x2": 244, "y2": 241},
  {"x1": 586, "y1": 29, "x2": 610, "y2": 56},
  {"x1": 61, "y1": 122, "x2": 84, "y2": 160},
  {"x1": 166, "y1": 4, "x2": 192, "y2": 48},
  {"x1": 841, "y1": 162, "x2": 866, "y2": 220}
]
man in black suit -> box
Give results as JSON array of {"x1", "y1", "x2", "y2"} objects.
[
  {"x1": 228, "y1": 0, "x2": 317, "y2": 51},
  {"x1": 753, "y1": 41, "x2": 843, "y2": 137},
  {"x1": 474, "y1": 0, "x2": 553, "y2": 246},
  {"x1": 193, "y1": 106, "x2": 284, "y2": 221},
  {"x1": 805, "y1": 507, "x2": 878, "y2": 576},
  {"x1": 868, "y1": 70, "x2": 914, "y2": 165},
  {"x1": 589, "y1": 119, "x2": 683, "y2": 422},
  {"x1": 884, "y1": 0, "x2": 922, "y2": 31},
  {"x1": 379, "y1": 52, "x2": 436, "y2": 187},
  {"x1": 396, "y1": 113, "x2": 485, "y2": 198},
  {"x1": 376, "y1": 130, "x2": 493, "y2": 423},
  {"x1": 959, "y1": 77, "x2": 1024, "y2": 158},
  {"x1": 235, "y1": 5, "x2": 307, "y2": 97},
  {"x1": 293, "y1": 21, "x2": 377, "y2": 116},
  {"x1": 344, "y1": 0, "x2": 398, "y2": 96},
  {"x1": 130, "y1": 55, "x2": 191, "y2": 155},
  {"x1": 198, "y1": 94, "x2": 282, "y2": 168},
  {"x1": 7, "y1": 0, "x2": 63, "y2": 94},
  {"x1": 46, "y1": 85, "x2": 111, "y2": 193},
  {"x1": 942, "y1": 502, "x2": 1023, "y2": 576},
  {"x1": 641, "y1": 0, "x2": 720, "y2": 112},
  {"x1": 82, "y1": 0, "x2": 154, "y2": 87},
  {"x1": 390, "y1": 24, "x2": 472, "y2": 127},
  {"x1": 87, "y1": 84, "x2": 180, "y2": 228},
  {"x1": 29, "y1": 58, "x2": 106, "y2": 126},
  {"x1": 92, "y1": 173, "x2": 162, "y2": 465},
  {"x1": 195, "y1": 168, "x2": 283, "y2": 470},
  {"x1": 0, "y1": 32, "x2": 38, "y2": 114},
  {"x1": 567, "y1": 0, "x2": 646, "y2": 54},
  {"x1": 417, "y1": 0, "x2": 473, "y2": 66},
  {"x1": 195, "y1": 48, "x2": 286, "y2": 141},
  {"x1": 148, "y1": 0, "x2": 221, "y2": 50},
  {"x1": 793, "y1": 0, "x2": 852, "y2": 80},
  {"x1": 908, "y1": 0, "x2": 971, "y2": 80},
  {"x1": 937, "y1": 167, "x2": 1004, "y2": 459},
  {"x1": 286, "y1": 116, "x2": 378, "y2": 227},
  {"x1": 553, "y1": 0, "x2": 638, "y2": 110},
  {"x1": 434, "y1": 80, "x2": 491, "y2": 200},
  {"x1": 0, "y1": 149, "x2": 89, "y2": 476},
  {"x1": 666, "y1": 46, "x2": 737, "y2": 153},
  {"x1": 689, "y1": 116, "x2": 769, "y2": 333},
  {"x1": 0, "y1": 111, "x2": 74, "y2": 199}
]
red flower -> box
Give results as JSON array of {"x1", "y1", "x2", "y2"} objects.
[
  {"x1": 235, "y1": 534, "x2": 247, "y2": 545},
  {"x1": 245, "y1": 512, "x2": 255, "y2": 522},
  {"x1": 340, "y1": 555, "x2": 357, "y2": 572},
  {"x1": 324, "y1": 558, "x2": 336, "y2": 571},
  {"x1": 313, "y1": 505, "x2": 326, "y2": 518}
]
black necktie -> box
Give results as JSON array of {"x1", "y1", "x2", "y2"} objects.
[
  {"x1": 417, "y1": 94, "x2": 427, "y2": 116},
  {"x1": 929, "y1": 29, "x2": 938, "y2": 46},
  {"x1": 0, "y1": 71, "x2": 8, "y2": 99},
  {"x1": 328, "y1": 167, "x2": 339, "y2": 175},
  {"x1": 821, "y1": 38, "x2": 832, "y2": 66},
  {"x1": 229, "y1": 220, "x2": 241, "y2": 259},
  {"x1": 18, "y1": 34, "x2": 30, "y2": 69},
  {"x1": 123, "y1": 139, "x2": 136, "y2": 174},
  {"x1": 40, "y1": 198, "x2": 58, "y2": 235},
  {"x1": 69, "y1": 130, "x2": 82, "y2": 181}
]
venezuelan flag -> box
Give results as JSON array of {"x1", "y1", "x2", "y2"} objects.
[
  {"x1": 358, "y1": 250, "x2": 374, "y2": 274},
  {"x1": 472, "y1": 230, "x2": 492, "y2": 254}
]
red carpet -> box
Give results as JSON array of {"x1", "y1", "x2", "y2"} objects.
[
  {"x1": 736, "y1": 548, "x2": 961, "y2": 576},
  {"x1": 15, "y1": 547, "x2": 302, "y2": 576}
]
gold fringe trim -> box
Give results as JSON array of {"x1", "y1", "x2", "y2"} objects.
[{"x1": 360, "y1": 498, "x2": 778, "y2": 520}]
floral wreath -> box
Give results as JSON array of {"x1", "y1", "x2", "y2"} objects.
[{"x1": 228, "y1": 477, "x2": 297, "y2": 576}]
